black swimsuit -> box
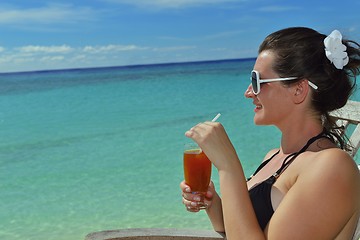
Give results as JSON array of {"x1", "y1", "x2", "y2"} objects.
[{"x1": 248, "y1": 131, "x2": 331, "y2": 230}]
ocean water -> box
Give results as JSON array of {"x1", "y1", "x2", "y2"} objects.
[{"x1": 0, "y1": 59, "x2": 359, "y2": 240}]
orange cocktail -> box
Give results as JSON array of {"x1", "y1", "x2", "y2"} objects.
[{"x1": 183, "y1": 146, "x2": 212, "y2": 209}]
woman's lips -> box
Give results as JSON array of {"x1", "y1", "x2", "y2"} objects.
[{"x1": 254, "y1": 102, "x2": 263, "y2": 112}]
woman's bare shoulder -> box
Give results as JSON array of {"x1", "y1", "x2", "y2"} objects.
[
  {"x1": 310, "y1": 148, "x2": 358, "y2": 173},
  {"x1": 300, "y1": 148, "x2": 360, "y2": 196},
  {"x1": 271, "y1": 148, "x2": 360, "y2": 239}
]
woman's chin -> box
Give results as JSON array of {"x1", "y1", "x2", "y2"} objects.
[{"x1": 253, "y1": 115, "x2": 267, "y2": 126}]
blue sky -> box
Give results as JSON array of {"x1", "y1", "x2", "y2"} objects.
[{"x1": 0, "y1": 0, "x2": 359, "y2": 73}]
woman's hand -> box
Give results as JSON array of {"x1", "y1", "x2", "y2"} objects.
[
  {"x1": 185, "y1": 121, "x2": 238, "y2": 171},
  {"x1": 180, "y1": 179, "x2": 225, "y2": 232},
  {"x1": 180, "y1": 180, "x2": 215, "y2": 212}
]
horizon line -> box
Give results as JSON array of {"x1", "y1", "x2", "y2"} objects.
[{"x1": 0, "y1": 57, "x2": 256, "y2": 75}]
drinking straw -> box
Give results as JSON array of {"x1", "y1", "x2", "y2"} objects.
[{"x1": 211, "y1": 113, "x2": 221, "y2": 122}]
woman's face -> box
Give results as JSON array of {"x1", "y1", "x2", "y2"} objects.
[{"x1": 244, "y1": 50, "x2": 294, "y2": 126}]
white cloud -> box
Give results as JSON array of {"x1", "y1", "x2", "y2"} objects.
[
  {"x1": 211, "y1": 47, "x2": 227, "y2": 51},
  {"x1": 0, "y1": 43, "x2": 236, "y2": 72},
  {"x1": 103, "y1": 0, "x2": 242, "y2": 9},
  {"x1": 348, "y1": 27, "x2": 357, "y2": 33},
  {"x1": 83, "y1": 44, "x2": 147, "y2": 53},
  {"x1": 152, "y1": 46, "x2": 196, "y2": 51},
  {"x1": 71, "y1": 54, "x2": 87, "y2": 61},
  {"x1": 0, "y1": 43, "x2": 151, "y2": 72},
  {"x1": 257, "y1": 6, "x2": 301, "y2": 12},
  {"x1": 0, "y1": 4, "x2": 96, "y2": 25},
  {"x1": 158, "y1": 31, "x2": 243, "y2": 42},
  {"x1": 17, "y1": 45, "x2": 73, "y2": 53},
  {"x1": 203, "y1": 30, "x2": 244, "y2": 40},
  {"x1": 40, "y1": 56, "x2": 65, "y2": 61}
]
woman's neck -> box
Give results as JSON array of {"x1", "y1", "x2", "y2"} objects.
[{"x1": 279, "y1": 121, "x2": 323, "y2": 154}]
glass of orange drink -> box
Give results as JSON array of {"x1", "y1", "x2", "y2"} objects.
[{"x1": 183, "y1": 142, "x2": 212, "y2": 210}]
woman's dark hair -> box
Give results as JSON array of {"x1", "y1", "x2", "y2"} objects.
[{"x1": 259, "y1": 27, "x2": 360, "y2": 151}]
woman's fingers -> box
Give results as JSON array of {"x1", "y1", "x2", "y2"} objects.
[
  {"x1": 186, "y1": 122, "x2": 227, "y2": 151},
  {"x1": 182, "y1": 194, "x2": 201, "y2": 212},
  {"x1": 180, "y1": 180, "x2": 209, "y2": 211},
  {"x1": 181, "y1": 180, "x2": 216, "y2": 212},
  {"x1": 185, "y1": 121, "x2": 217, "y2": 139},
  {"x1": 180, "y1": 180, "x2": 191, "y2": 193},
  {"x1": 186, "y1": 121, "x2": 237, "y2": 171},
  {"x1": 185, "y1": 122, "x2": 208, "y2": 139}
]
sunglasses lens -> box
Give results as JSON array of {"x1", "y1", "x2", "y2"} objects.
[{"x1": 251, "y1": 71, "x2": 258, "y2": 94}]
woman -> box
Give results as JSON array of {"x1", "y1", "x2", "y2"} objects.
[{"x1": 180, "y1": 27, "x2": 360, "y2": 239}]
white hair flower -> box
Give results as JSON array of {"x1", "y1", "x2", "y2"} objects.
[{"x1": 324, "y1": 30, "x2": 349, "y2": 69}]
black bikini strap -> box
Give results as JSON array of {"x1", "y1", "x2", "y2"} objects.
[
  {"x1": 247, "y1": 150, "x2": 280, "y2": 181},
  {"x1": 273, "y1": 129, "x2": 328, "y2": 178}
]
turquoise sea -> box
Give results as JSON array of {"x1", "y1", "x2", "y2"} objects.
[{"x1": 1, "y1": 59, "x2": 359, "y2": 240}]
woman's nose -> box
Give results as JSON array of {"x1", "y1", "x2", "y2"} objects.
[{"x1": 244, "y1": 84, "x2": 254, "y2": 98}]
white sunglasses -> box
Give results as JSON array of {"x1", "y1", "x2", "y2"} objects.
[{"x1": 251, "y1": 70, "x2": 318, "y2": 95}]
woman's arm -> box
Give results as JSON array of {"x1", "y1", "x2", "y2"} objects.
[
  {"x1": 205, "y1": 182, "x2": 225, "y2": 232},
  {"x1": 217, "y1": 155, "x2": 264, "y2": 239},
  {"x1": 186, "y1": 122, "x2": 265, "y2": 239}
]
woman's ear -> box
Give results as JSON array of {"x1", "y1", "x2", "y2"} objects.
[{"x1": 292, "y1": 79, "x2": 310, "y2": 104}]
